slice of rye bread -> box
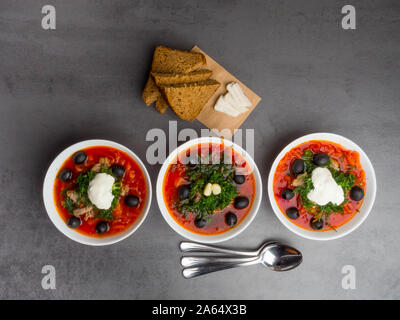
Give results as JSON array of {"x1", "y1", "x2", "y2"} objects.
[
  {"x1": 142, "y1": 46, "x2": 206, "y2": 106},
  {"x1": 153, "y1": 69, "x2": 213, "y2": 113},
  {"x1": 155, "y1": 95, "x2": 169, "y2": 114},
  {"x1": 142, "y1": 76, "x2": 160, "y2": 106},
  {"x1": 151, "y1": 46, "x2": 206, "y2": 73},
  {"x1": 151, "y1": 69, "x2": 212, "y2": 86},
  {"x1": 160, "y1": 79, "x2": 220, "y2": 121}
]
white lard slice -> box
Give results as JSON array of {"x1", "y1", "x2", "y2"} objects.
[
  {"x1": 214, "y1": 82, "x2": 252, "y2": 117},
  {"x1": 224, "y1": 90, "x2": 248, "y2": 113},
  {"x1": 226, "y1": 82, "x2": 252, "y2": 108},
  {"x1": 214, "y1": 95, "x2": 241, "y2": 117}
]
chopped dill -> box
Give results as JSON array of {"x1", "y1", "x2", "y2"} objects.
[{"x1": 175, "y1": 153, "x2": 238, "y2": 221}]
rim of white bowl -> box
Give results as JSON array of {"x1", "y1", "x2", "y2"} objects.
[
  {"x1": 42, "y1": 139, "x2": 152, "y2": 246},
  {"x1": 267, "y1": 132, "x2": 376, "y2": 241},
  {"x1": 156, "y1": 136, "x2": 262, "y2": 243}
]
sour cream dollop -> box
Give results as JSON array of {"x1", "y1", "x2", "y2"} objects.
[
  {"x1": 88, "y1": 173, "x2": 115, "y2": 210},
  {"x1": 307, "y1": 167, "x2": 344, "y2": 206}
]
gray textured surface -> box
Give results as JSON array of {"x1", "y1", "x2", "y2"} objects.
[{"x1": 0, "y1": 0, "x2": 399, "y2": 299}]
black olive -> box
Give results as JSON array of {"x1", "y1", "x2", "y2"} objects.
[
  {"x1": 233, "y1": 174, "x2": 246, "y2": 184},
  {"x1": 111, "y1": 164, "x2": 125, "y2": 178},
  {"x1": 291, "y1": 159, "x2": 305, "y2": 175},
  {"x1": 281, "y1": 188, "x2": 294, "y2": 200},
  {"x1": 96, "y1": 221, "x2": 110, "y2": 234},
  {"x1": 310, "y1": 219, "x2": 324, "y2": 230},
  {"x1": 67, "y1": 216, "x2": 81, "y2": 228},
  {"x1": 350, "y1": 186, "x2": 364, "y2": 201},
  {"x1": 225, "y1": 212, "x2": 237, "y2": 227},
  {"x1": 59, "y1": 168, "x2": 73, "y2": 181},
  {"x1": 125, "y1": 195, "x2": 139, "y2": 207},
  {"x1": 313, "y1": 153, "x2": 330, "y2": 166},
  {"x1": 194, "y1": 218, "x2": 207, "y2": 228},
  {"x1": 234, "y1": 196, "x2": 249, "y2": 209},
  {"x1": 73, "y1": 151, "x2": 87, "y2": 164},
  {"x1": 178, "y1": 185, "x2": 191, "y2": 200},
  {"x1": 286, "y1": 207, "x2": 299, "y2": 219}
]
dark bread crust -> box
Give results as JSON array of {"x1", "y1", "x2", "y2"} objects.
[{"x1": 152, "y1": 69, "x2": 212, "y2": 86}]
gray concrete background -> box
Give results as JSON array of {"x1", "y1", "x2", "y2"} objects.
[{"x1": 0, "y1": 0, "x2": 399, "y2": 299}]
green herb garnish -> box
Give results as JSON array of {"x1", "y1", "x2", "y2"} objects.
[
  {"x1": 61, "y1": 196, "x2": 75, "y2": 213},
  {"x1": 329, "y1": 169, "x2": 355, "y2": 192},
  {"x1": 293, "y1": 150, "x2": 356, "y2": 230},
  {"x1": 175, "y1": 153, "x2": 238, "y2": 221},
  {"x1": 62, "y1": 166, "x2": 121, "y2": 221}
]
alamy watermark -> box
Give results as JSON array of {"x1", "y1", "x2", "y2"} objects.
[
  {"x1": 341, "y1": 265, "x2": 356, "y2": 290},
  {"x1": 145, "y1": 121, "x2": 255, "y2": 173},
  {"x1": 41, "y1": 265, "x2": 56, "y2": 290},
  {"x1": 41, "y1": 5, "x2": 56, "y2": 30},
  {"x1": 341, "y1": 5, "x2": 356, "y2": 30}
]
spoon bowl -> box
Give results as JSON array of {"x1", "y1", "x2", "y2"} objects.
[{"x1": 260, "y1": 243, "x2": 302, "y2": 271}]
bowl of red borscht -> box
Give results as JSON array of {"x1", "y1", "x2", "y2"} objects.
[
  {"x1": 268, "y1": 133, "x2": 376, "y2": 241},
  {"x1": 43, "y1": 139, "x2": 152, "y2": 246},
  {"x1": 156, "y1": 137, "x2": 262, "y2": 243}
]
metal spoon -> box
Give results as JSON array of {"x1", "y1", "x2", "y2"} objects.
[
  {"x1": 181, "y1": 242, "x2": 302, "y2": 279},
  {"x1": 180, "y1": 241, "x2": 277, "y2": 257}
]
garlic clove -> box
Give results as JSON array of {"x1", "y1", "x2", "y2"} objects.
[
  {"x1": 211, "y1": 183, "x2": 221, "y2": 195},
  {"x1": 203, "y1": 183, "x2": 212, "y2": 197}
]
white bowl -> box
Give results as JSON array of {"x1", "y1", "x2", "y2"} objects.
[
  {"x1": 43, "y1": 139, "x2": 152, "y2": 246},
  {"x1": 267, "y1": 133, "x2": 376, "y2": 241},
  {"x1": 156, "y1": 136, "x2": 262, "y2": 243}
]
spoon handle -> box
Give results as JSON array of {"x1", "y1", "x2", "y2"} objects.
[
  {"x1": 182, "y1": 259, "x2": 259, "y2": 279},
  {"x1": 180, "y1": 241, "x2": 258, "y2": 256},
  {"x1": 181, "y1": 255, "x2": 258, "y2": 268}
]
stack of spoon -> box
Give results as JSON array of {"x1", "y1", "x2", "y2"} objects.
[{"x1": 180, "y1": 241, "x2": 303, "y2": 279}]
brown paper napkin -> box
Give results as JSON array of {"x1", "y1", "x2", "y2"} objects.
[{"x1": 192, "y1": 46, "x2": 262, "y2": 139}]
